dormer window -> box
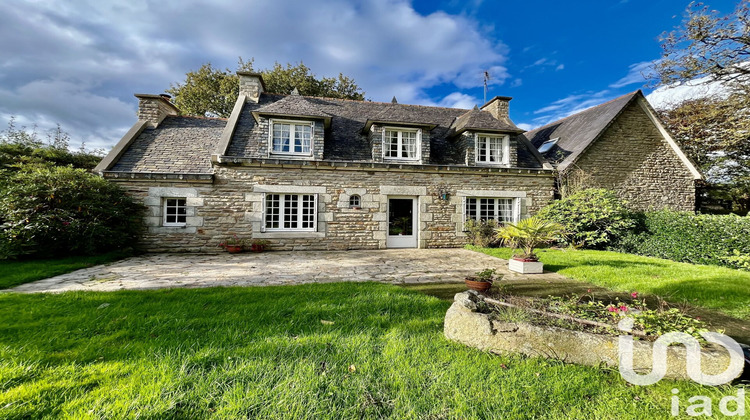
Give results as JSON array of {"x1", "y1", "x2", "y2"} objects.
[
  {"x1": 475, "y1": 134, "x2": 509, "y2": 164},
  {"x1": 271, "y1": 120, "x2": 313, "y2": 156},
  {"x1": 383, "y1": 128, "x2": 420, "y2": 161}
]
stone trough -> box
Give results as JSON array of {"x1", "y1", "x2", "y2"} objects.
[{"x1": 444, "y1": 291, "x2": 744, "y2": 383}]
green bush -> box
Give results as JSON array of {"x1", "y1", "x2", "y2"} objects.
[
  {"x1": 537, "y1": 188, "x2": 635, "y2": 249},
  {"x1": 0, "y1": 165, "x2": 144, "y2": 259},
  {"x1": 617, "y1": 211, "x2": 750, "y2": 270},
  {"x1": 464, "y1": 219, "x2": 498, "y2": 247}
]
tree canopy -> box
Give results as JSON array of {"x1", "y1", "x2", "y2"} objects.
[
  {"x1": 167, "y1": 59, "x2": 365, "y2": 118},
  {"x1": 652, "y1": 0, "x2": 750, "y2": 94}
]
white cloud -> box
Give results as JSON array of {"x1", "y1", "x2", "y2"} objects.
[
  {"x1": 609, "y1": 60, "x2": 654, "y2": 88},
  {"x1": 0, "y1": 0, "x2": 511, "y2": 150},
  {"x1": 516, "y1": 122, "x2": 533, "y2": 131},
  {"x1": 555, "y1": 64, "x2": 564, "y2": 71},
  {"x1": 646, "y1": 77, "x2": 730, "y2": 109},
  {"x1": 530, "y1": 89, "x2": 616, "y2": 127},
  {"x1": 436, "y1": 92, "x2": 479, "y2": 109}
]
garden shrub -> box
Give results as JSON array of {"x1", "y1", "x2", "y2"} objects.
[
  {"x1": 537, "y1": 188, "x2": 635, "y2": 249},
  {"x1": 464, "y1": 219, "x2": 498, "y2": 247},
  {"x1": 616, "y1": 210, "x2": 750, "y2": 270},
  {"x1": 0, "y1": 165, "x2": 144, "y2": 259}
]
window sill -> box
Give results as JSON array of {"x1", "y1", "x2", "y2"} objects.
[
  {"x1": 269, "y1": 153, "x2": 314, "y2": 160},
  {"x1": 256, "y1": 231, "x2": 325, "y2": 239}
]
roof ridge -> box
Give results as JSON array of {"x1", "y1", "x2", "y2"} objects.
[
  {"x1": 262, "y1": 92, "x2": 471, "y2": 112},
  {"x1": 527, "y1": 90, "x2": 640, "y2": 133},
  {"x1": 170, "y1": 115, "x2": 228, "y2": 121}
]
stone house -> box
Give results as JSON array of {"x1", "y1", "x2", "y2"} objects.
[
  {"x1": 95, "y1": 74, "x2": 698, "y2": 252},
  {"x1": 523, "y1": 90, "x2": 702, "y2": 211}
]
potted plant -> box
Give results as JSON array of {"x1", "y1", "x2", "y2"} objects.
[
  {"x1": 250, "y1": 239, "x2": 270, "y2": 253},
  {"x1": 218, "y1": 235, "x2": 245, "y2": 254},
  {"x1": 496, "y1": 216, "x2": 564, "y2": 274},
  {"x1": 464, "y1": 268, "x2": 500, "y2": 293}
]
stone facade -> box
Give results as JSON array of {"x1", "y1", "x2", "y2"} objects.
[
  {"x1": 110, "y1": 163, "x2": 554, "y2": 252},
  {"x1": 567, "y1": 102, "x2": 696, "y2": 211}
]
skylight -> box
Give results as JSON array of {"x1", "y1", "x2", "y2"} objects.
[{"x1": 538, "y1": 137, "x2": 559, "y2": 154}]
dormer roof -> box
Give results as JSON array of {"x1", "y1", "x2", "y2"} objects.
[
  {"x1": 450, "y1": 107, "x2": 524, "y2": 136},
  {"x1": 251, "y1": 94, "x2": 333, "y2": 128}
]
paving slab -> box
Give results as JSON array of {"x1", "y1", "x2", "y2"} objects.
[{"x1": 9, "y1": 249, "x2": 570, "y2": 293}]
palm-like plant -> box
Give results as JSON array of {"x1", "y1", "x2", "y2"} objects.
[{"x1": 496, "y1": 216, "x2": 565, "y2": 261}]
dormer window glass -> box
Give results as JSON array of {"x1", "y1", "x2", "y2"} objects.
[
  {"x1": 476, "y1": 134, "x2": 509, "y2": 164},
  {"x1": 271, "y1": 120, "x2": 313, "y2": 156},
  {"x1": 383, "y1": 128, "x2": 419, "y2": 160}
]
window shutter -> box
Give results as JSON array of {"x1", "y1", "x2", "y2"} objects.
[
  {"x1": 461, "y1": 196, "x2": 467, "y2": 228},
  {"x1": 260, "y1": 193, "x2": 267, "y2": 233},
  {"x1": 514, "y1": 198, "x2": 522, "y2": 222}
]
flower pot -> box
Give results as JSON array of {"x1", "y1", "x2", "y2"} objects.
[
  {"x1": 464, "y1": 278, "x2": 492, "y2": 293},
  {"x1": 225, "y1": 245, "x2": 243, "y2": 254},
  {"x1": 250, "y1": 244, "x2": 266, "y2": 253},
  {"x1": 508, "y1": 258, "x2": 543, "y2": 274}
]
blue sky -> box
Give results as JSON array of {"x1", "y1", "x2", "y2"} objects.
[{"x1": 0, "y1": 0, "x2": 740, "y2": 149}]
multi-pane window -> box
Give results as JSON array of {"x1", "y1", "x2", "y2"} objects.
[
  {"x1": 264, "y1": 194, "x2": 317, "y2": 231},
  {"x1": 464, "y1": 197, "x2": 516, "y2": 225},
  {"x1": 349, "y1": 194, "x2": 361, "y2": 208},
  {"x1": 384, "y1": 129, "x2": 419, "y2": 160},
  {"x1": 476, "y1": 134, "x2": 508, "y2": 164},
  {"x1": 163, "y1": 198, "x2": 187, "y2": 226},
  {"x1": 271, "y1": 121, "x2": 312, "y2": 155}
]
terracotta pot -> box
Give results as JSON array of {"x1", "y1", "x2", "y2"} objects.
[
  {"x1": 250, "y1": 244, "x2": 265, "y2": 253},
  {"x1": 465, "y1": 278, "x2": 492, "y2": 292},
  {"x1": 225, "y1": 245, "x2": 243, "y2": 253}
]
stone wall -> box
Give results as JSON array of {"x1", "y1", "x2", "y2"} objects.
[
  {"x1": 569, "y1": 102, "x2": 696, "y2": 211},
  {"x1": 112, "y1": 163, "x2": 554, "y2": 252}
]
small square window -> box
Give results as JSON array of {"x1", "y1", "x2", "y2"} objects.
[
  {"x1": 163, "y1": 198, "x2": 187, "y2": 226},
  {"x1": 271, "y1": 121, "x2": 313, "y2": 156},
  {"x1": 476, "y1": 134, "x2": 509, "y2": 164},
  {"x1": 349, "y1": 194, "x2": 361, "y2": 208},
  {"x1": 383, "y1": 128, "x2": 419, "y2": 160}
]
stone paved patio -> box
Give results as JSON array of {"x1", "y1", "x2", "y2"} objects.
[{"x1": 10, "y1": 249, "x2": 568, "y2": 293}]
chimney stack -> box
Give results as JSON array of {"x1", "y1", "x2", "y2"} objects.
[
  {"x1": 237, "y1": 71, "x2": 265, "y2": 103},
  {"x1": 480, "y1": 96, "x2": 512, "y2": 122},
  {"x1": 134, "y1": 94, "x2": 179, "y2": 127}
]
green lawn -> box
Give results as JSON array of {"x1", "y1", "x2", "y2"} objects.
[
  {"x1": 470, "y1": 246, "x2": 750, "y2": 320},
  {"x1": 0, "y1": 251, "x2": 130, "y2": 289},
  {"x1": 0, "y1": 283, "x2": 745, "y2": 419}
]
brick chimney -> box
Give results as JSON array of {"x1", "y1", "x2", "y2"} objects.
[
  {"x1": 237, "y1": 71, "x2": 265, "y2": 103},
  {"x1": 134, "y1": 94, "x2": 180, "y2": 127},
  {"x1": 480, "y1": 96, "x2": 512, "y2": 121}
]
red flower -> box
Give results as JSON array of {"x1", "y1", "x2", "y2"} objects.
[
  {"x1": 619, "y1": 305, "x2": 628, "y2": 312},
  {"x1": 62, "y1": 221, "x2": 70, "y2": 226},
  {"x1": 631, "y1": 292, "x2": 638, "y2": 299},
  {"x1": 607, "y1": 306, "x2": 617, "y2": 312}
]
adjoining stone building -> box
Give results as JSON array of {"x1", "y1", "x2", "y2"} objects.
[
  {"x1": 523, "y1": 90, "x2": 702, "y2": 211},
  {"x1": 95, "y1": 75, "x2": 700, "y2": 252}
]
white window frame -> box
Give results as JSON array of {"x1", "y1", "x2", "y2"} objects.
[
  {"x1": 382, "y1": 127, "x2": 421, "y2": 161},
  {"x1": 463, "y1": 197, "x2": 519, "y2": 226},
  {"x1": 262, "y1": 193, "x2": 318, "y2": 232},
  {"x1": 269, "y1": 119, "x2": 315, "y2": 157},
  {"x1": 475, "y1": 133, "x2": 510, "y2": 165},
  {"x1": 163, "y1": 197, "x2": 187, "y2": 227}
]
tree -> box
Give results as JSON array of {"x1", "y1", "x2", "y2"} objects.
[
  {"x1": 652, "y1": 1, "x2": 750, "y2": 94},
  {"x1": 167, "y1": 58, "x2": 365, "y2": 118},
  {"x1": 657, "y1": 93, "x2": 750, "y2": 181}
]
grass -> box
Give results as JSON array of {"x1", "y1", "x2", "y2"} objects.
[
  {"x1": 470, "y1": 246, "x2": 750, "y2": 320},
  {"x1": 0, "y1": 283, "x2": 746, "y2": 419},
  {"x1": 0, "y1": 251, "x2": 130, "y2": 289}
]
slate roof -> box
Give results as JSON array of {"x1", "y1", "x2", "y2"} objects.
[
  {"x1": 110, "y1": 116, "x2": 225, "y2": 174},
  {"x1": 107, "y1": 92, "x2": 546, "y2": 174},
  {"x1": 226, "y1": 93, "x2": 542, "y2": 166},
  {"x1": 523, "y1": 90, "x2": 640, "y2": 171},
  {"x1": 451, "y1": 107, "x2": 523, "y2": 135}
]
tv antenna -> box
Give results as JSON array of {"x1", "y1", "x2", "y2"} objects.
[{"x1": 483, "y1": 71, "x2": 490, "y2": 104}]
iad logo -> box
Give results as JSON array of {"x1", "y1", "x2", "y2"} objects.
[{"x1": 617, "y1": 317, "x2": 746, "y2": 417}]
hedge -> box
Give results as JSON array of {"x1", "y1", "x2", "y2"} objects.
[
  {"x1": 616, "y1": 211, "x2": 750, "y2": 270},
  {"x1": 0, "y1": 165, "x2": 144, "y2": 259}
]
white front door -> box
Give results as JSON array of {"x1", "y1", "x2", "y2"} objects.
[{"x1": 386, "y1": 196, "x2": 418, "y2": 248}]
